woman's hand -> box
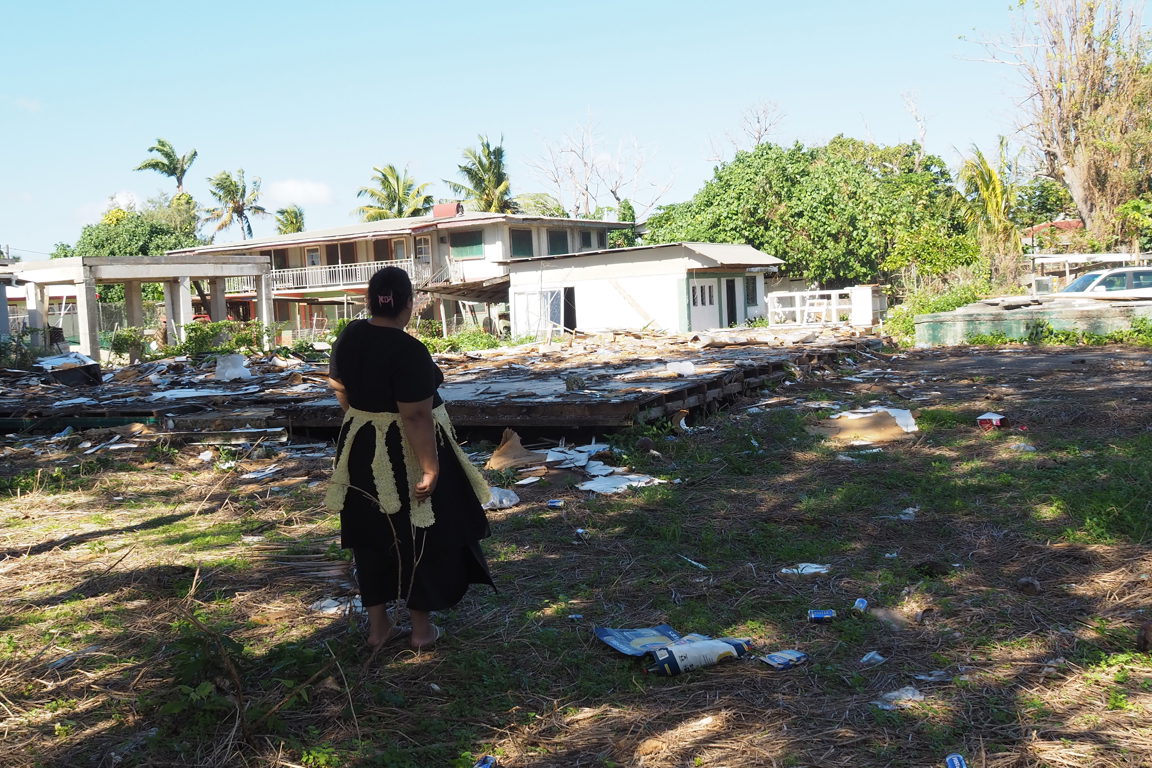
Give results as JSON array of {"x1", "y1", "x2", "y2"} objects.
[{"x1": 413, "y1": 470, "x2": 439, "y2": 502}]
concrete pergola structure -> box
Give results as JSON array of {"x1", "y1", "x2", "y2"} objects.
[{"x1": 0, "y1": 254, "x2": 271, "y2": 357}]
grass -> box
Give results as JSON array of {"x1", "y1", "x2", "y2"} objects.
[{"x1": 2, "y1": 350, "x2": 1152, "y2": 767}]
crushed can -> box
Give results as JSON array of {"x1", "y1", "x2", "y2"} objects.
[
  {"x1": 546, "y1": 499, "x2": 564, "y2": 509},
  {"x1": 760, "y1": 650, "x2": 809, "y2": 670},
  {"x1": 853, "y1": 598, "x2": 869, "y2": 613},
  {"x1": 807, "y1": 609, "x2": 836, "y2": 623},
  {"x1": 645, "y1": 637, "x2": 753, "y2": 676},
  {"x1": 944, "y1": 755, "x2": 967, "y2": 768},
  {"x1": 473, "y1": 758, "x2": 497, "y2": 768}
]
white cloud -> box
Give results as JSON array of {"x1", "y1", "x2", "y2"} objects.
[
  {"x1": 14, "y1": 97, "x2": 42, "y2": 113},
  {"x1": 263, "y1": 178, "x2": 333, "y2": 208}
]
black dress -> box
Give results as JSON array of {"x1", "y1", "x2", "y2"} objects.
[{"x1": 329, "y1": 319, "x2": 493, "y2": 611}]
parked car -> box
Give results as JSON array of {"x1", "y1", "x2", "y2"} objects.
[{"x1": 1058, "y1": 267, "x2": 1152, "y2": 297}]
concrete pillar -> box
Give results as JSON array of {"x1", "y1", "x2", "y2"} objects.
[
  {"x1": 849, "y1": 285, "x2": 876, "y2": 327},
  {"x1": 254, "y1": 274, "x2": 273, "y2": 349},
  {"x1": 25, "y1": 282, "x2": 46, "y2": 332},
  {"x1": 124, "y1": 280, "x2": 144, "y2": 328},
  {"x1": 209, "y1": 277, "x2": 228, "y2": 321},
  {"x1": 0, "y1": 281, "x2": 12, "y2": 340},
  {"x1": 74, "y1": 271, "x2": 100, "y2": 358},
  {"x1": 162, "y1": 280, "x2": 177, "y2": 342},
  {"x1": 163, "y1": 278, "x2": 193, "y2": 343}
]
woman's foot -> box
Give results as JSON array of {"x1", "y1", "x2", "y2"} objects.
[
  {"x1": 410, "y1": 623, "x2": 442, "y2": 652},
  {"x1": 367, "y1": 625, "x2": 412, "y2": 650}
]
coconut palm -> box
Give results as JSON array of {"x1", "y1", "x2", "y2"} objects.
[
  {"x1": 203, "y1": 169, "x2": 268, "y2": 239},
  {"x1": 356, "y1": 165, "x2": 434, "y2": 220},
  {"x1": 960, "y1": 138, "x2": 1023, "y2": 286},
  {"x1": 134, "y1": 138, "x2": 198, "y2": 194},
  {"x1": 275, "y1": 204, "x2": 306, "y2": 234},
  {"x1": 446, "y1": 135, "x2": 516, "y2": 213}
]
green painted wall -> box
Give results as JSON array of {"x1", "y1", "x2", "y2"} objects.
[{"x1": 915, "y1": 303, "x2": 1152, "y2": 347}]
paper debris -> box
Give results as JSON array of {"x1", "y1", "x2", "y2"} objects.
[
  {"x1": 760, "y1": 650, "x2": 809, "y2": 670},
  {"x1": 309, "y1": 596, "x2": 363, "y2": 615},
  {"x1": 514, "y1": 476, "x2": 541, "y2": 486},
  {"x1": 1008, "y1": 443, "x2": 1037, "y2": 452},
  {"x1": 913, "y1": 670, "x2": 952, "y2": 682},
  {"x1": 240, "y1": 465, "x2": 281, "y2": 480},
  {"x1": 780, "y1": 563, "x2": 830, "y2": 575},
  {"x1": 860, "y1": 651, "x2": 887, "y2": 666},
  {"x1": 577, "y1": 474, "x2": 664, "y2": 494},
  {"x1": 484, "y1": 428, "x2": 547, "y2": 470}
]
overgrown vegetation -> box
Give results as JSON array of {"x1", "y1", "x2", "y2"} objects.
[
  {"x1": 967, "y1": 317, "x2": 1152, "y2": 347},
  {"x1": 884, "y1": 281, "x2": 992, "y2": 344}
]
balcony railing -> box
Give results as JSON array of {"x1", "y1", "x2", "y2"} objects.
[{"x1": 226, "y1": 259, "x2": 432, "y2": 294}]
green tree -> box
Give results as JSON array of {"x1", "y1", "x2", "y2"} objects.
[
  {"x1": 609, "y1": 198, "x2": 637, "y2": 248},
  {"x1": 63, "y1": 208, "x2": 201, "y2": 301},
  {"x1": 1011, "y1": 176, "x2": 1076, "y2": 228},
  {"x1": 274, "y1": 204, "x2": 306, "y2": 233},
  {"x1": 960, "y1": 140, "x2": 1023, "y2": 286},
  {"x1": 645, "y1": 137, "x2": 965, "y2": 284},
  {"x1": 134, "y1": 138, "x2": 198, "y2": 194},
  {"x1": 203, "y1": 169, "x2": 268, "y2": 239},
  {"x1": 447, "y1": 135, "x2": 516, "y2": 213},
  {"x1": 356, "y1": 165, "x2": 433, "y2": 220}
]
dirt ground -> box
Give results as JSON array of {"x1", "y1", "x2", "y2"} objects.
[{"x1": 2, "y1": 343, "x2": 1151, "y2": 768}]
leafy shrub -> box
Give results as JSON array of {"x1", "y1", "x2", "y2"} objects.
[
  {"x1": 967, "y1": 317, "x2": 1152, "y2": 347},
  {"x1": 169, "y1": 320, "x2": 283, "y2": 357},
  {"x1": 420, "y1": 329, "x2": 505, "y2": 353},
  {"x1": 885, "y1": 281, "x2": 991, "y2": 345}
]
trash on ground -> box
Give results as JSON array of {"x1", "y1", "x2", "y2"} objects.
[
  {"x1": 945, "y1": 754, "x2": 969, "y2": 768},
  {"x1": 871, "y1": 685, "x2": 924, "y2": 710},
  {"x1": 759, "y1": 650, "x2": 809, "y2": 670},
  {"x1": 546, "y1": 499, "x2": 564, "y2": 508},
  {"x1": 240, "y1": 464, "x2": 281, "y2": 481},
  {"x1": 978, "y1": 412, "x2": 1006, "y2": 429},
  {"x1": 809, "y1": 408, "x2": 917, "y2": 443},
  {"x1": 309, "y1": 596, "x2": 363, "y2": 615},
  {"x1": 483, "y1": 487, "x2": 520, "y2": 510},
  {"x1": 808, "y1": 609, "x2": 836, "y2": 623},
  {"x1": 214, "y1": 353, "x2": 253, "y2": 381},
  {"x1": 484, "y1": 428, "x2": 547, "y2": 470},
  {"x1": 577, "y1": 474, "x2": 664, "y2": 494},
  {"x1": 679, "y1": 554, "x2": 709, "y2": 570},
  {"x1": 1008, "y1": 443, "x2": 1037, "y2": 452},
  {"x1": 47, "y1": 644, "x2": 103, "y2": 670},
  {"x1": 473, "y1": 756, "x2": 498, "y2": 768},
  {"x1": 881, "y1": 506, "x2": 918, "y2": 521},
  {"x1": 913, "y1": 670, "x2": 952, "y2": 682},
  {"x1": 853, "y1": 598, "x2": 869, "y2": 612},
  {"x1": 646, "y1": 636, "x2": 753, "y2": 676},
  {"x1": 780, "y1": 563, "x2": 830, "y2": 575},
  {"x1": 513, "y1": 476, "x2": 540, "y2": 486},
  {"x1": 665, "y1": 361, "x2": 697, "y2": 376},
  {"x1": 196, "y1": 450, "x2": 214, "y2": 462},
  {"x1": 594, "y1": 625, "x2": 702, "y2": 656},
  {"x1": 859, "y1": 650, "x2": 887, "y2": 666}
]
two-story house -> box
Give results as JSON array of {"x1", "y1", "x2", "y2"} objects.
[{"x1": 165, "y1": 204, "x2": 629, "y2": 338}]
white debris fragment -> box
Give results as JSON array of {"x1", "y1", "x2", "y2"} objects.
[
  {"x1": 831, "y1": 407, "x2": 919, "y2": 433},
  {"x1": 665, "y1": 361, "x2": 697, "y2": 376},
  {"x1": 577, "y1": 474, "x2": 664, "y2": 494},
  {"x1": 309, "y1": 596, "x2": 363, "y2": 615},
  {"x1": 514, "y1": 476, "x2": 541, "y2": 486},
  {"x1": 871, "y1": 686, "x2": 924, "y2": 710},
  {"x1": 780, "y1": 563, "x2": 831, "y2": 575},
  {"x1": 1008, "y1": 443, "x2": 1037, "y2": 452},
  {"x1": 483, "y1": 487, "x2": 520, "y2": 509},
  {"x1": 860, "y1": 651, "x2": 887, "y2": 666},
  {"x1": 214, "y1": 353, "x2": 253, "y2": 381}
]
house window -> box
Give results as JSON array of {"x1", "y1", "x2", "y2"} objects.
[
  {"x1": 510, "y1": 229, "x2": 535, "y2": 258},
  {"x1": 694, "y1": 283, "x2": 715, "y2": 306},
  {"x1": 745, "y1": 275, "x2": 759, "y2": 306},
  {"x1": 598, "y1": 231, "x2": 607, "y2": 248},
  {"x1": 691, "y1": 286, "x2": 698, "y2": 307},
  {"x1": 306, "y1": 247, "x2": 321, "y2": 267},
  {"x1": 579, "y1": 231, "x2": 592, "y2": 250},
  {"x1": 547, "y1": 229, "x2": 569, "y2": 255},
  {"x1": 373, "y1": 239, "x2": 390, "y2": 261},
  {"x1": 449, "y1": 230, "x2": 484, "y2": 259},
  {"x1": 392, "y1": 239, "x2": 406, "y2": 260},
  {"x1": 415, "y1": 236, "x2": 432, "y2": 261}
]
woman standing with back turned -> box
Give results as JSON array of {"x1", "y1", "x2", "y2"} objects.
[{"x1": 326, "y1": 267, "x2": 493, "y2": 652}]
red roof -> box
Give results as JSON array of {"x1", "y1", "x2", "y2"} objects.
[{"x1": 1023, "y1": 219, "x2": 1084, "y2": 237}]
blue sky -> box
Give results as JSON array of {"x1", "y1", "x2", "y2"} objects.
[{"x1": 2, "y1": 0, "x2": 1028, "y2": 257}]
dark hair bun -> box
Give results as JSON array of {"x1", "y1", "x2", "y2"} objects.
[{"x1": 367, "y1": 267, "x2": 414, "y2": 319}]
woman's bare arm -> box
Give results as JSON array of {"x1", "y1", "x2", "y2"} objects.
[
  {"x1": 328, "y1": 377, "x2": 350, "y2": 413},
  {"x1": 397, "y1": 396, "x2": 439, "y2": 501}
]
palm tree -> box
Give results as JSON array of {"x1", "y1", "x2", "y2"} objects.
[
  {"x1": 446, "y1": 135, "x2": 516, "y2": 213},
  {"x1": 275, "y1": 204, "x2": 306, "y2": 234},
  {"x1": 134, "y1": 138, "x2": 198, "y2": 194},
  {"x1": 203, "y1": 169, "x2": 268, "y2": 239},
  {"x1": 356, "y1": 165, "x2": 434, "y2": 220},
  {"x1": 960, "y1": 138, "x2": 1022, "y2": 286}
]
